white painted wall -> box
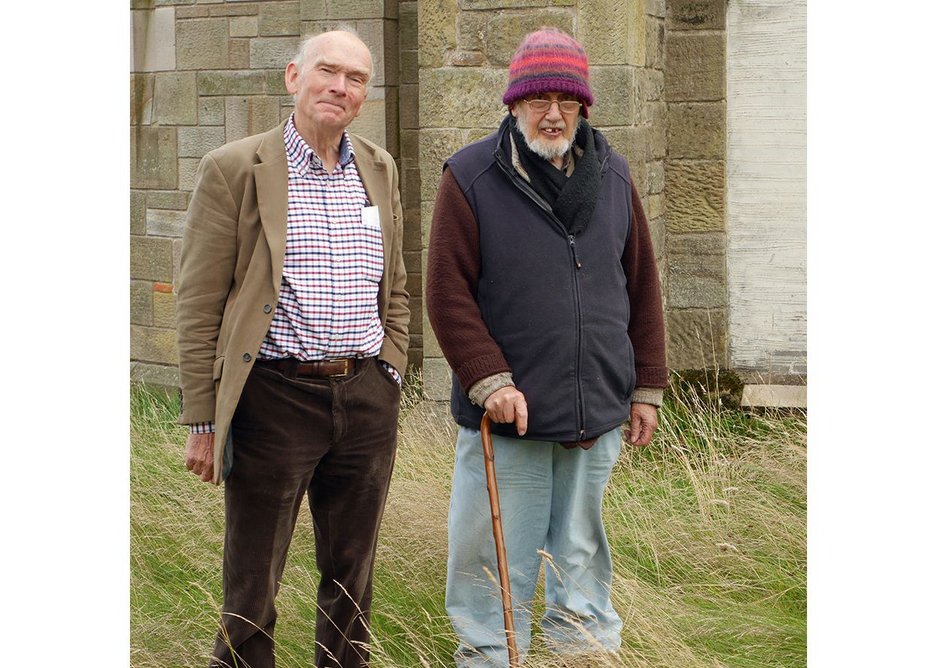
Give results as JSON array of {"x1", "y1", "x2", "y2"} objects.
[{"x1": 726, "y1": 0, "x2": 807, "y2": 376}]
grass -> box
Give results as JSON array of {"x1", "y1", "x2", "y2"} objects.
[{"x1": 130, "y1": 376, "x2": 806, "y2": 667}]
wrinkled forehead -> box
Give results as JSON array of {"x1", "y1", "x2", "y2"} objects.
[{"x1": 306, "y1": 33, "x2": 372, "y2": 76}]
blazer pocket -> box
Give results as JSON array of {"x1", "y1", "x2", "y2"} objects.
[{"x1": 212, "y1": 356, "x2": 225, "y2": 381}]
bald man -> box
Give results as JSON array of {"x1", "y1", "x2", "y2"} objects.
[{"x1": 176, "y1": 29, "x2": 409, "y2": 668}]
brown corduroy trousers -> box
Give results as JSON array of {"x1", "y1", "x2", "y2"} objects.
[{"x1": 209, "y1": 358, "x2": 401, "y2": 668}]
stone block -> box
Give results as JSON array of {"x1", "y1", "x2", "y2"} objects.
[
  {"x1": 403, "y1": 167, "x2": 421, "y2": 208},
  {"x1": 230, "y1": 15, "x2": 258, "y2": 36},
  {"x1": 666, "y1": 160, "x2": 724, "y2": 233},
  {"x1": 457, "y1": 11, "x2": 486, "y2": 52},
  {"x1": 131, "y1": 191, "x2": 147, "y2": 235},
  {"x1": 405, "y1": 271, "x2": 422, "y2": 297},
  {"x1": 208, "y1": 2, "x2": 258, "y2": 14},
  {"x1": 422, "y1": 356, "x2": 452, "y2": 401},
  {"x1": 420, "y1": 199, "x2": 436, "y2": 247},
  {"x1": 452, "y1": 50, "x2": 486, "y2": 67},
  {"x1": 647, "y1": 215, "x2": 666, "y2": 258},
  {"x1": 130, "y1": 74, "x2": 154, "y2": 125},
  {"x1": 646, "y1": 17, "x2": 664, "y2": 69},
  {"x1": 647, "y1": 110, "x2": 666, "y2": 158},
  {"x1": 176, "y1": 6, "x2": 212, "y2": 19},
  {"x1": 579, "y1": 0, "x2": 644, "y2": 67},
  {"x1": 400, "y1": 49, "x2": 419, "y2": 83},
  {"x1": 398, "y1": 2, "x2": 418, "y2": 50},
  {"x1": 131, "y1": 235, "x2": 174, "y2": 282},
  {"x1": 356, "y1": 19, "x2": 387, "y2": 87},
  {"x1": 147, "y1": 190, "x2": 189, "y2": 210},
  {"x1": 486, "y1": 10, "x2": 574, "y2": 67},
  {"x1": 600, "y1": 126, "x2": 646, "y2": 165},
  {"x1": 250, "y1": 36, "x2": 298, "y2": 69},
  {"x1": 418, "y1": 129, "x2": 469, "y2": 201},
  {"x1": 741, "y1": 384, "x2": 807, "y2": 409},
  {"x1": 173, "y1": 238, "x2": 184, "y2": 282},
  {"x1": 646, "y1": 0, "x2": 666, "y2": 18},
  {"x1": 130, "y1": 361, "x2": 180, "y2": 388},
  {"x1": 146, "y1": 209, "x2": 187, "y2": 237},
  {"x1": 153, "y1": 290, "x2": 178, "y2": 328},
  {"x1": 265, "y1": 71, "x2": 290, "y2": 97},
  {"x1": 666, "y1": 308, "x2": 727, "y2": 370},
  {"x1": 259, "y1": 1, "x2": 300, "y2": 35},
  {"x1": 131, "y1": 325, "x2": 180, "y2": 365},
  {"x1": 131, "y1": 127, "x2": 178, "y2": 189},
  {"x1": 399, "y1": 83, "x2": 419, "y2": 129},
  {"x1": 403, "y1": 207, "x2": 422, "y2": 251},
  {"x1": 198, "y1": 96, "x2": 225, "y2": 125},
  {"x1": 225, "y1": 96, "x2": 280, "y2": 143},
  {"x1": 131, "y1": 280, "x2": 153, "y2": 326},
  {"x1": 327, "y1": 0, "x2": 383, "y2": 19},
  {"x1": 666, "y1": 32, "x2": 725, "y2": 102},
  {"x1": 229, "y1": 38, "x2": 251, "y2": 68},
  {"x1": 178, "y1": 158, "x2": 202, "y2": 192},
  {"x1": 637, "y1": 68, "x2": 664, "y2": 103},
  {"x1": 176, "y1": 18, "x2": 229, "y2": 69},
  {"x1": 198, "y1": 71, "x2": 268, "y2": 96},
  {"x1": 131, "y1": 7, "x2": 176, "y2": 72},
  {"x1": 418, "y1": 0, "x2": 457, "y2": 69},
  {"x1": 667, "y1": 0, "x2": 726, "y2": 31},
  {"x1": 348, "y1": 97, "x2": 387, "y2": 148},
  {"x1": 668, "y1": 101, "x2": 724, "y2": 159},
  {"x1": 588, "y1": 66, "x2": 636, "y2": 127},
  {"x1": 419, "y1": 68, "x2": 506, "y2": 129},
  {"x1": 647, "y1": 159, "x2": 664, "y2": 194},
  {"x1": 383, "y1": 87, "x2": 400, "y2": 156},
  {"x1": 299, "y1": 0, "x2": 326, "y2": 19},
  {"x1": 155, "y1": 72, "x2": 198, "y2": 125},
  {"x1": 666, "y1": 232, "x2": 726, "y2": 309},
  {"x1": 461, "y1": 0, "x2": 573, "y2": 8},
  {"x1": 178, "y1": 126, "x2": 226, "y2": 158}
]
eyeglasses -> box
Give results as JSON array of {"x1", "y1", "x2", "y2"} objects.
[{"x1": 523, "y1": 99, "x2": 582, "y2": 114}]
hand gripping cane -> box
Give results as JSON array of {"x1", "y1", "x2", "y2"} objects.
[{"x1": 480, "y1": 412, "x2": 520, "y2": 667}]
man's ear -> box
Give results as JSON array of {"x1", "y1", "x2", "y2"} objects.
[
  {"x1": 285, "y1": 62, "x2": 299, "y2": 95},
  {"x1": 509, "y1": 104, "x2": 518, "y2": 118}
]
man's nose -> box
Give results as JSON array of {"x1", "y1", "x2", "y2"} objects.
[
  {"x1": 329, "y1": 73, "x2": 347, "y2": 95},
  {"x1": 544, "y1": 101, "x2": 563, "y2": 121}
]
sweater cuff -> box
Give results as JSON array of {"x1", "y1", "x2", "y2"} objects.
[
  {"x1": 631, "y1": 387, "x2": 664, "y2": 408},
  {"x1": 468, "y1": 373, "x2": 515, "y2": 406}
]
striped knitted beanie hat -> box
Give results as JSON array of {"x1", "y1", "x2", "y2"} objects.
[{"x1": 503, "y1": 28, "x2": 593, "y2": 118}]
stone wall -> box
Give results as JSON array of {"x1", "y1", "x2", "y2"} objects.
[
  {"x1": 129, "y1": 0, "x2": 809, "y2": 394},
  {"x1": 663, "y1": 0, "x2": 728, "y2": 371},
  {"x1": 417, "y1": 0, "x2": 668, "y2": 400}
]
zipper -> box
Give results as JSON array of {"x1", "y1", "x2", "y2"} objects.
[{"x1": 494, "y1": 148, "x2": 587, "y2": 437}]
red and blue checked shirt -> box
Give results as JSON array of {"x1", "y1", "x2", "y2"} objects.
[{"x1": 190, "y1": 116, "x2": 397, "y2": 434}]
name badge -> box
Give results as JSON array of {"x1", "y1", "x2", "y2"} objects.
[{"x1": 361, "y1": 205, "x2": 381, "y2": 230}]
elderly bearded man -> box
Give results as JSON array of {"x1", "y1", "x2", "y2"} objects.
[
  {"x1": 176, "y1": 29, "x2": 409, "y2": 668},
  {"x1": 426, "y1": 28, "x2": 668, "y2": 666}
]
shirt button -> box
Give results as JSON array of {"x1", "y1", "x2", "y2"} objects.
[
  {"x1": 263, "y1": 304, "x2": 272, "y2": 314},
  {"x1": 242, "y1": 353, "x2": 252, "y2": 362}
]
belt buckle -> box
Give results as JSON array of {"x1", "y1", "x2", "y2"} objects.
[{"x1": 328, "y1": 358, "x2": 350, "y2": 378}]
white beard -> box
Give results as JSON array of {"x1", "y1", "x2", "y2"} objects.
[{"x1": 519, "y1": 117, "x2": 580, "y2": 162}]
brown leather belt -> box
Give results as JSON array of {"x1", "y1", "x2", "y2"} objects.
[{"x1": 257, "y1": 357, "x2": 362, "y2": 379}]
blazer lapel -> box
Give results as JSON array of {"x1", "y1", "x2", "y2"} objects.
[
  {"x1": 254, "y1": 122, "x2": 289, "y2": 291},
  {"x1": 351, "y1": 139, "x2": 392, "y2": 305}
]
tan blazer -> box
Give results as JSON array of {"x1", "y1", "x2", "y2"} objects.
[{"x1": 176, "y1": 121, "x2": 410, "y2": 484}]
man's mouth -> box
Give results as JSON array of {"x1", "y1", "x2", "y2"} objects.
[{"x1": 540, "y1": 127, "x2": 564, "y2": 137}]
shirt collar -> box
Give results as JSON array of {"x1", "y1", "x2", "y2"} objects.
[{"x1": 284, "y1": 113, "x2": 356, "y2": 173}]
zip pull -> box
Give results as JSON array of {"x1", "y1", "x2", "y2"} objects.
[{"x1": 569, "y1": 235, "x2": 582, "y2": 269}]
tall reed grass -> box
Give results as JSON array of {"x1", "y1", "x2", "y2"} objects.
[{"x1": 130, "y1": 376, "x2": 805, "y2": 667}]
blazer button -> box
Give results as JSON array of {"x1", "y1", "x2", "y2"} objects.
[
  {"x1": 263, "y1": 304, "x2": 272, "y2": 314},
  {"x1": 242, "y1": 353, "x2": 252, "y2": 362}
]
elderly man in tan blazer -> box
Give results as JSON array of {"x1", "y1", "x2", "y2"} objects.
[{"x1": 175, "y1": 29, "x2": 408, "y2": 668}]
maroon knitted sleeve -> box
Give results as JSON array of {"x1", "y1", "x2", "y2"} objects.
[
  {"x1": 623, "y1": 182, "x2": 669, "y2": 388},
  {"x1": 426, "y1": 169, "x2": 512, "y2": 391}
]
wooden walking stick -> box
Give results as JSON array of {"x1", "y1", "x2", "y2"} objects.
[{"x1": 480, "y1": 412, "x2": 520, "y2": 668}]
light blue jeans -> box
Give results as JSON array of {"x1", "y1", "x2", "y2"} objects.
[{"x1": 446, "y1": 426, "x2": 624, "y2": 667}]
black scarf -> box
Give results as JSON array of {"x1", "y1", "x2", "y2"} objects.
[{"x1": 509, "y1": 115, "x2": 602, "y2": 236}]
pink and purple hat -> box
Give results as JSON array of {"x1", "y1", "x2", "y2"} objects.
[{"x1": 502, "y1": 28, "x2": 593, "y2": 118}]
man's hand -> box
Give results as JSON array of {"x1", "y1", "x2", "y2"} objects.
[
  {"x1": 184, "y1": 432, "x2": 215, "y2": 483},
  {"x1": 484, "y1": 386, "x2": 529, "y2": 436},
  {"x1": 626, "y1": 403, "x2": 659, "y2": 446}
]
